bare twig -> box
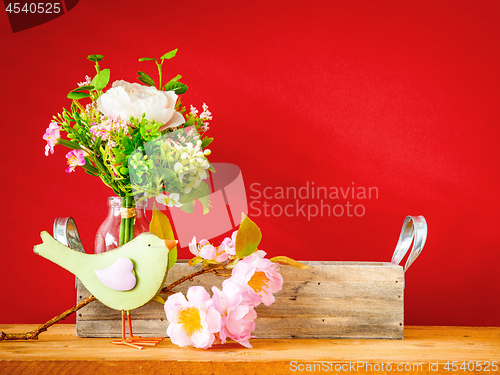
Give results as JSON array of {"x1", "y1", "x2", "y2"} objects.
[
  {"x1": 0, "y1": 295, "x2": 96, "y2": 341},
  {"x1": 1, "y1": 263, "x2": 231, "y2": 341},
  {"x1": 160, "y1": 264, "x2": 229, "y2": 295}
]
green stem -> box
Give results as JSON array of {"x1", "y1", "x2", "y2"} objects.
[
  {"x1": 119, "y1": 217, "x2": 126, "y2": 247},
  {"x1": 119, "y1": 196, "x2": 136, "y2": 246},
  {"x1": 157, "y1": 61, "x2": 163, "y2": 89}
]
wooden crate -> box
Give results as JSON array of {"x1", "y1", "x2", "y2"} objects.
[{"x1": 76, "y1": 260, "x2": 405, "y2": 339}]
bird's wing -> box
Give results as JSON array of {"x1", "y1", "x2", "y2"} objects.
[{"x1": 95, "y1": 257, "x2": 136, "y2": 291}]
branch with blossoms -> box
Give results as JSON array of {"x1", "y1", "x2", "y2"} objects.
[
  {"x1": 43, "y1": 50, "x2": 214, "y2": 246},
  {"x1": 153, "y1": 214, "x2": 310, "y2": 349}
]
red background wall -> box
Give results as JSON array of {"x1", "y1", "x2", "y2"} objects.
[{"x1": 1, "y1": 0, "x2": 499, "y2": 326}]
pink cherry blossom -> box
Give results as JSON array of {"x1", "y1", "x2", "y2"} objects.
[
  {"x1": 219, "y1": 230, "x2": 237, "y2": 256},
  {"x1": 189, "y1": 237, "x2": 229, "y2": 263},
  {"x1": 224, "y1": 250, "x2": 283, "y2": 307},
  {"x1": 164, "y1": 286, "x2": 221, "y2": 349},
  {"x1": 211, "y1": 282, "x2": 256, "y2": 348},
  {"x1": 43, "y1": 122, "x2": 60, "y2": 156},
  {"x1": 65, "y1": 149, "x2": 86, "y2": 173}
]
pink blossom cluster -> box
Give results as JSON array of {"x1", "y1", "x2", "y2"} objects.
[
  {"x1": 164, "y1": 250, "x2": 283, "y2": 349},
  {"x1": 89, "y1": 115, "x2": 130, "y2": 145},
  {"x1": 43, "y1": 122, "x2": 60, "y2": 156},
  {"x1": 188, "y1": 230, "x2": 237, "y2": 264},
  {"x1": 189, "y1": 103, "x2": 212, "y2": 132},
  {"x1": 77, "y1": 75, "x2": 92, "y2": 87}
]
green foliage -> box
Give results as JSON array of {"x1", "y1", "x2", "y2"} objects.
[
  {"x1": 149, "y1": 205, "x2": 178, "y2": 271},
  {"x1": 92, "y1": 69, "x2": 110, "y2": 91},
  {"x1": 161, "y1": 49, "x2": 178, "y2": 60},
  {"x1": 269, "y1": 256, "x2": 312, "y2": 269},
  {"x1": 87, "y1": 54, "x2": 104, "y2": 62},
  {"x1": 235, "y1": 215, "x2": 262, "y2": 259},
  {"x1": 163, "y1": 81, "x2": 188, "y2": 94},
  {"x1": 67, "y1": 91, "x2": 90, "y2": 100},
  {"x1": 169, "y1": 74, "x2": 182, "y2": 82},
  {"x1": 73, "y1": 85, "x2": 94, "y2": 91},
  {"x1": 201, "y1": 137, "x2": 214, "y2": 149},
  {"x1": 137, "y1": 71, "x2": 156, "y2": 87}
]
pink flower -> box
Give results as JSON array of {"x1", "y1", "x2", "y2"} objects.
[
  {"x1": 65, "y1": 149, "x2": 86, "y2": 173},
  {"x1": 164, "y1": 286, "x2": 221, "y2": 349},
  {"x1": 224, "y1": 250, "x2": 283, "y2": 307},
  {"x1": 77, "y1": 75, "x2": 92, "y2": 87},
  {"x1": 199, "y1": 103, "x2": 212, "y2": 121},
  {"x1": 189, "y1": 237, "x2": 229, "y2": 263},
  {"x1": 43, "y1": 122, "x2": 60, "y2": 156},
  {"x1": 219, "y1": 230, "x2": 237, "y2": 256},
  {"x1": 211, "y1": 283, "x2": 257, "y2": 348}
]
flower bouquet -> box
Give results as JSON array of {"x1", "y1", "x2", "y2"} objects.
[
  {"x1": 15, "y1": 51, "x2": 309, "y2": 349},
  {"x1": 43, "y1": 50, "x2": 213, "y2": 247}
]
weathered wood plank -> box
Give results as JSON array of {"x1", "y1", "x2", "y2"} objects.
[{"x1": 77, "y1": 261, "x2": 405, "y2": 339}]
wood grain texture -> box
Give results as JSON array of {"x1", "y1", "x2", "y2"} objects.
[
  {"x1": 0, "y1": 325, "x2": 498, "y2": 375},
  {"x1": 77, "y1": 261, "x2": 405, "y2": 339}
]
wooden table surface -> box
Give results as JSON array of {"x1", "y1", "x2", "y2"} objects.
[{"x1": 0, "y1": 325, "x2": 498, "y2": 374}]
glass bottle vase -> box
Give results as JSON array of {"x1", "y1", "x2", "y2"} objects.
[{"x1": 94, "y1": 196, "x2": 149, "y2": 254}]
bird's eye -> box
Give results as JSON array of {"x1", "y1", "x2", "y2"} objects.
[{"x1": 148, "y1": 243, "x2": 151, "y2": 247}]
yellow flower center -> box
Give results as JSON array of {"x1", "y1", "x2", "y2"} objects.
[
  {"x1": 248, "y1": 271, "x2": 270, "y2": 295},
  {"x1": 68, "y1": 155, "x2": 77, "y2": 165},
  {"x1": 178, "y1": 307, "x2": 202, "y2": 336}
]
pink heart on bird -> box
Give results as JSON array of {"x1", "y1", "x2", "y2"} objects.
[{"x1": 95, "y1": 257, "x2": 136, "y2": 291}]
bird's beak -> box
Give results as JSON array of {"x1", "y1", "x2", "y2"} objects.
[{"x1": 164, "y1": 240, "x2": 178, "y2": 250}]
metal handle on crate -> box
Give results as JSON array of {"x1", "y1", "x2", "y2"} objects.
[
  {"x1": 53, "y1": 217, "x2": 86, "y2": 288},
  {"x1": 391, "y1": 215, "x2": 427, "y2": 272}
]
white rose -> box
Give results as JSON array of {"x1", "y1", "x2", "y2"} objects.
[{"x1": 96, "y1": 80, "x2": 185, "y2": 131}]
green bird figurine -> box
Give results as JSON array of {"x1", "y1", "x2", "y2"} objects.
[{"x1": 34, "y1": 231, "x2": 177, "y2": 349}]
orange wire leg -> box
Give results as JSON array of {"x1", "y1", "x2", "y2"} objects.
[{"x1": 111, "y1": 310, "x2": 164, "y2": 349}]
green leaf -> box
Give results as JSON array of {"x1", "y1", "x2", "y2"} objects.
[
  {"x1": 122, "y1": 135, "x2": 132, "y2": 149},
  {"x1": 168, "y1": 247, "x2": 177, "y2": 271},
  {"x1": 177, "y1": 181, "x2": 211, "y2": 214},
  {"x1": 235, "y1": 214, "x2": 262, "y2": 259},
  {"x1": 168, "y1": 74, "x2": 182, "y2": 83},
  {"x1": 188, "y1": 256, "x2": 203, "y2": 266},
  {"x1": 84, "y1": 169, "x2": 99, "y2": 177},
  {"x1": 82, "y1": 163, "x2": 99, "y2": 175},
  {"x1": 92, "y1": 69, "x2": 110, "y2": 91},
  {"x1": 137, "y1": 71, "x2": 155, "y2": 87},
  {"x1": 160, "y1": 49, "x2": 178, "y2": 60},
  {"x1": 195, "y1": 181, "x2": 211, "y2": 214},
  {"x1": 71, "y1": 85, "x2": 94, "y2": 92},
  {"x1": 157, "y1": 167, "x2": 177, "y2": 181},
  {"x1": 269, "y1": 256, "x2": 312, "y2": 270},
  {"x1": 67, "y1": 91, "x2": 90, "y2": 100},
  {"x1": 149, "y1": 204, "x2": 176, "y2": 240},
  {"x1": 163, "y1": 81, "x2": 187, "y2": 94},
  {"x1": 139, "y1": 57, "x2": 157, "y2": 62},
  {"x1": 153, "y1": 296, "x2": 165, "y2": 304},
  {"x1": 201, "y1": 137, "x2": 214, "y2": 149},
  {"x1": 87, "y1": 54, "x2": 104, "y2": 62},
  {"x1": 179, "y1": 200, "x2": 194, "y2": 213},
  {"x1": 57, "y1": 138, "x2": 82, "y2": 149},
  {"x1": 149, "y1": 204, "x2": 178, "y2": 271}
]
